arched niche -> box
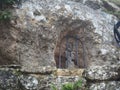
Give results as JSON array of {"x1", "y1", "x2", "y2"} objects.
[{"x1": 54, "y1": 30, "x2": 87, "y2": 69}]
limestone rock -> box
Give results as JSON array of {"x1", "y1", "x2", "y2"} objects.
[
  {"x1": 71, "y1": 0, "x2": 120, "y2": 11},
  {"x1": 88, "y1": 81, "x2": 120, "y2": 90},
  {"x1": 56, "y1": 76, "x2": 86, "y2": 90},
  {"x1": 84, "y1": 64, "x2": 120, "y2": 81},
  {"x1": 0, "y1": 0, "x2": 119, "y2": 72},
  {"x1": 55, "y1": 69, "x2": 84, "y2": 76},
  {"x1": 0, "y1": 1, "x2": 120, "y2": 90},
  {"x1": 21, "y1": 66, "x2": 56, "y2": 74},
  {"x1": 38, "y1": 75, "x2": 86, "y2": 90},
  {"x1": 0, "y1": 69, "x2": 19, "y2": 90},
  {"x1": 19, "y1": 75, "x2": 38, "y2": 90}
]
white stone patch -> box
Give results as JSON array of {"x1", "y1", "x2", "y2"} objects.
[
  {"x1": 20, "y1": 75, "x2": 38, "y2": 90},
  {"x1": 35, "y1": 15, "x2": 46, "y2": 22},
  {"x1": 55, "y1": 5, "x2": 61, "y2": 10},
  {"x1": 100, "y1": 49, "x2": 108, "y2": 55},
  {"x1": 32, "y1": 78, "x2": 38, "y2": 85},
  {"x1": 83, "y1": 0, "x2": 87, "y2": 4},
  {"x1": 65, "y1": 5, "x2": 72, "y2": 12},
  {"x1": 52, "y1": 26, "x2": 55, "y2": 29},
  {"x1": 88, "y1": 71, "x2": 93, "y2": 75},
  {"x1": 118, "y1": 61, "x2": 120, "y2": 64},
  {"x1": 26, "y1": 11, "x2": 34, "y2": 18}
]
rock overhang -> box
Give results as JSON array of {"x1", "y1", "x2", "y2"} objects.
[{"x1": 0, "y1": 0, "x2": 119, "y2": 72}]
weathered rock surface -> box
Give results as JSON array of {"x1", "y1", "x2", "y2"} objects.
[
  {"x1": 84, "y1": 64, "x2": 120, "y2": 81},
  {"x1": 1, "y1": 0, "x2": 117, "y2": 72},
  {"x1": 88, "y1": 81, "x2": 120, "y2": 90},
  {"x1": 19, "y1": 75, "x2": 38, "y2": 90},
  {"x1": 102, "y1": 0, "x2": 120, "y2": 11},
  {"x1": 38, "y1": 75, "x2": 86, "y2": 90},
  {"x1": 0, "y1": 69, "x2": 19, "y2": 90},
  {"x1": 0, "y1": 0, "x2": 120, "y2": 90},
  {"x1": 55, "y1": 69, "x2": 84, "y2": 76},
  {"x1": 84, "y1": 64, "x2": 120, "y2": 90},
  {"x1": 71, "y1": 0, "x2": 120, "y2": 11},
  {"x1": 0, "y1": 68, "x2": 86, "y2": 90}
]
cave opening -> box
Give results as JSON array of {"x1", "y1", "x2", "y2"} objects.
[{"x1": 54, "y1": 30, "x2": 87, "y2": 69}]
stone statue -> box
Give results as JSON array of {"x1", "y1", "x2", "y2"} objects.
[{"x1": 65, "y1": 42, "x2": 75, "y2": 69}]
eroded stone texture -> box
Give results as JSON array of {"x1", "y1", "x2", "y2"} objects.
[
  {"x1": 1, "y1": 68, "x2": 84, "y2": 90},
  {"x1": 55, "y1": 69, "x2": 84, "y2": 76},
  {"x1": 88, "y1": 81, "x2": 120, "y2": 90},
  {"x1": 38, "y1": 75, "x2": 86, "y2": 90},
  {"x1": 0, "y1": 69, "x2": 19, "y2": 90},
  {"x1": 19, "y1": 75, "x2": 38, "y2": 90},
  {"x1": 0, "y1": 0, "x2": 120, "y2": 90},
  {"x1": 0, "y1": 24, "x2": 20, "y2": 65},
  {"x1": 71, "y1": 0, "x2": 120, "y2": 11},
  {"x1": 0, "y1": 0, "x2": 119, "y2": 72},
  {"x1": 84, "y1": 64, "x2": 120, "y2": 81},
  {"x1": 13, "y1": 0, "x2": 119, "y2": 71},
  {"x1": 54, "y1": 20, "x2": 93, "y2": 68}
]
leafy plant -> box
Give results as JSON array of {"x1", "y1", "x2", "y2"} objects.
[
  {"x1": 51, "y1": 84, "x2": 58, "y2": 90},
  {"x1": 0, "y1": 0, "x2": 17, "y2": 21},
  {"x1": 0, "y1": 10, "x2": 11, "y2": 21},
  {"x1": 62, "y1": 83, "x2": 73, "y2": 90},
  {"x1": 2, "y1": 0, "x2": 16, "y2": 5},
  {"x1": 73, "y1": 80, "x2": 82, "y2": 90},
  {"x1": 51, "y1": 80, "x2": 82, "y2": 90}
]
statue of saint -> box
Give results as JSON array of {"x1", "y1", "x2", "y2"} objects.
[{"x1": 65, "y1": 42, "x2": 75, "y2": 68}]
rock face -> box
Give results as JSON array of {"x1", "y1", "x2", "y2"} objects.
[
  {"x1": 0, "y1": 0, "x2": 118, "y2": 72},
  {"x1": 84, "y1": 64, "x2": 120, "y2": 90},
  {"x1": 19, "y1": 75, "x2": 38, "y2": 90},
  {"x1": 84, "y1": 64, "x2": 120, "y2": 81},
  {"x1": 0, "y1": 68, "x2": 86, "y2": 90},
  {"x1": 0, "y1": 0, "x2": 120, "y2": 90},
  {"x1": 0, "y1": 69, "x2": 19, "y2": 90},
  {"x1": 88, "y1": 81, "x2": 120, "y2": 90}
]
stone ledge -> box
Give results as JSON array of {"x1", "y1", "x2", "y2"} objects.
[
  {"x1": 0, "y1": 65, "x2": 21, "y2": 69},
  {"x1": 20, "y1": 66, "x2": 56, "y2": 74},
  {"x1": 55, "y1": 69, "x2": 84, "y2": 76}
]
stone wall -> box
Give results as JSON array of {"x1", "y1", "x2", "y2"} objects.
[
  {"x1": 84, "y1": 64, "x2": 120, "y2": 90},
  {"x1": 0, "y1": 68, "x2": 85, "y2": 90},
  {"x1": 0, "y1": 66, "x2": 119, "y2": 90}
]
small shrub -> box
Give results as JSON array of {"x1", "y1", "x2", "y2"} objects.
[
  {"x1": 51, "y1": 79, "x2": 82, "y2": 90},
  {"x1": 51, "y1": 84, "x2": 58, "y2": 90},
  {"x1": 73, "y1": 80, "x2": 82, "y2": 90},
  {"x1": 0, "y1": 0, "x2": 18, "y2": 21},
  {"x1": 62, "y1": 83, "x2": 73, "y2": 90},
  {"x1": 0, "y1": 10, "x2": 11, "y2": 21}
]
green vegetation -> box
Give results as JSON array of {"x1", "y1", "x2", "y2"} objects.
[
  {"x1": 1, "y1": 0, "x2": 15, "y2": 5},
  {"x1": 51, "y1": 80, "x2": 82, "y2": 90},
  {"x1": 104, "y1": 9, "x2": 120, "y2": 19},
  {"x1": 0, "y1": 11, "x2": 11, "y2": 21},
  {"x1": 107, "y1": 0, "x2": 120, "y2": 6},
  {"x1": 51, "y1": 84, "x2": 58, "y2": 90},
  {"x1": 61, "y1": 83, "x2": 74, "y2": 90},
  {"x1": 103, "y1": 0, "x2": 120, "y2": 19},
  {"x1": 0, "y1": 0, "x2": 16, "y2": 21}
]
